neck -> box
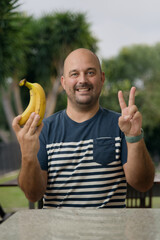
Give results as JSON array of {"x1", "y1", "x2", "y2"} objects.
[{"x1": 66, "y1": 103, "x2": 100, "y2": 123}]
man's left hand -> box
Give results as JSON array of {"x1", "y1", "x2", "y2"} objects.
[{"x1": 118, "y1": 87, "x2": 142, "y2": 137}]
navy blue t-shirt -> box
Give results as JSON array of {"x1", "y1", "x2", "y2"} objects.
[{"x1": 38, "y1": 107, "x2": 127, "y2": 208}]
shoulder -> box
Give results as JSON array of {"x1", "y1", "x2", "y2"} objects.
[
  {"x1": 39, "y1": 110, "x2": 65, "y2": 142},
  {"x1": 100, "y1": 107, "x2": 121, "y2": 119},
  {"x1": 98, "y1": 107, "x2": 121, "y2": 134},
  {"x1": 43, "y1": 110, "x2": 65, "y2": 125},
  {"x1": 41, "y1": 110, "x2": 65, "y2": 134}
]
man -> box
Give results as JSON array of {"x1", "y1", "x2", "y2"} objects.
[{"x1": 12, "y1": 48, "x2": 155, "y2": 208}]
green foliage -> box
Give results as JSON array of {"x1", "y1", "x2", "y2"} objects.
[
  {"x1": 102, "y1": 43, "x2": 160, "y2": 158},
  {"x1": 0, "y1": 6, "x2": 99, "y2": 140},
  {"x1": 100, "y1": 79, "x2": 132, "y2": 112},
  {"x1": 102, "y1": 44, "x2": 155, "y2": 83},
  {"x1": 24, "y1": 11, "x2": 98, "y2": 90},
  {"x1": 0, "y1": 0, "x2": 30, "y2": 84},
  {"x1": 55, "y1": 92, "x2": 67, "y2": 112},
  {"x1": 0, "y1": 95, "x2": 8, "y2": 129}
]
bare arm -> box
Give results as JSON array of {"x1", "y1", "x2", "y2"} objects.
[
  {"x1": 12, "y1": 112, "x2": 47, "y2": 202},
  {"x1": 123, "y1": 139, "x2": 154, "y2": 192},
  {"x1": 118, "y1": 87, "x2": 155, "y2": 192}
]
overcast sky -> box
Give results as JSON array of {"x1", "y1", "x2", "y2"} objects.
[{"x1": 18, "y1": 0, "x2": 160, "y2": 59}]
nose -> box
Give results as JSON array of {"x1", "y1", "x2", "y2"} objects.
[{"x1": 79, "y1": 72, "x2": 87, "y2": 84}]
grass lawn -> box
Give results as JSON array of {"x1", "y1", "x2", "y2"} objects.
[
  {"x1": 0, "y1": 187, "x2": 28, "y2": 212},
  {"x1": 152, "y1": 197, "x2": 160, "y2": 208},
  {"x1": 0, "y1": 171, "x2": 28, "y2": 212}
]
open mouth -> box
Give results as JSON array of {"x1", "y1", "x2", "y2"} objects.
[
  {"x1": 75, "y1": 84, "x2": 92, "y2": 92},
  {"x1": 76, "y1": 88, "x2": 91, "y2": 92}
]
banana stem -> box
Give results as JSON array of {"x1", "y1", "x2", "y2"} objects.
[{"x1": 19, "y1": 79, "x2": 33, "y2": 90}]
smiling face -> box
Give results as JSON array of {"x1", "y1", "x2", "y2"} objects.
[{"x1": 61, "y1": 48, "x2": 105, "y2": 111}]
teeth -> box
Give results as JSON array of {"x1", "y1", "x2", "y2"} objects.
[{"x1": 77, "y1": 88, "x2": 89, "y2": 92}]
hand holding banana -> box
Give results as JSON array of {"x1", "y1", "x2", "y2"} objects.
[
  {"x1": 19, "y1": 79, "x2": 46, "y2": 126},
  {"x1": 12, "y1": 79, "x2": 46, "y2": 160}
]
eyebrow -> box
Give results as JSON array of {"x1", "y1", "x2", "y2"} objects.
[
  {"x1": 86, "y1": 67, "x2": 97, "y2": 72},
  {"x1": 69, "y1": 69, "x2": 77, "y2": 74},
  {"x1": 69, "y1": 67, "x2": 96, "y2": 75}
]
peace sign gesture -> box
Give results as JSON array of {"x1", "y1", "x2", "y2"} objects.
[{"x1": 118, "y1": 87, "x2": 142, "y2": 137}]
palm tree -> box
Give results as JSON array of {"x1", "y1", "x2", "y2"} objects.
[
  {"x1": 0, "y1": 0, "x2": 31, "y2": 141},
  {"x1": 0, "y1": 9, "x2": 99, "y2": 142}
]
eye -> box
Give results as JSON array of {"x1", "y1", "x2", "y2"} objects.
[
  {"x1": 70, "y1": 72, "x2": 78, "y2": 77},
  {"x1": 87, "y1": 71, "x2": 95, "y2": 76},
  {"x1": 73, "y1": 73, "x2": 78, "y2": 76}
]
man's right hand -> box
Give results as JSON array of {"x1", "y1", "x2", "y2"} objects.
[{"x1": 12, "y1": 112, "x2": 43, "y2": 160}]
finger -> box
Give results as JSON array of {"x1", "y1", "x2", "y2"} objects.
[
  {"x1": 123, "y1": 105, "x2": 139, "y2": 123},
  {"x1": 118, "y1": 115, "x2": 131, "y2": 134},
  {"x1": 123, "y1": 105, "x2": 138, "y2": 121},
  {"x1": 132, "y1": 111, "x2": 142, "y2": 121},
  {"x1": 23, "y1": 112, "x2": 37, "y2": 133},
  {"x1": 128, "y1": 105, "x2": 138, "y2": 117},
  {"x1": 128, "y1": 87, "x2": 136, "y2": 106},
  {"x1": 12, "y1": 115, "x2": 22, "y2": 133},
  {"x1": 132, "y1": 111, "x2": 142, "y2": 127},
  {"x1": 28, "y1": 114, "x2": 40, "y2": 135},
  {"x1": 118, "y1": 90, "x2": 127, "y2": 111}
]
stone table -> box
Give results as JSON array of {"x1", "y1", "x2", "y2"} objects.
[{"x1": 0, "y1": 208, "x2": 160, "y2": 240}]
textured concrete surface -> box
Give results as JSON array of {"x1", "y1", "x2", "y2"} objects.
[{"x1": 0, "y1": 208, "x2": 160, "y2": 240}]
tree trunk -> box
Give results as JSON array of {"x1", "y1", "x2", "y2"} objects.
[
  {"x1": 1, "y1": 87, "x2": 17, "y2": 141},
  {"x1": 0, "y1": 129, "x2": 10, "y2": 143},
  {"x1": 12, "y1": 79, "x2": 23, "y2": 114},
  {"x1": 45, "y1": 76, "x2": 61, "y2": 117},
  {"x1": 45, "y1": 63, "x2": 64, "y2": 117}
]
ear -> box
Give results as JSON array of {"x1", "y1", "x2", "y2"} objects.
[
  {"x1": 101, "y1": 72, "x2": 105, "y2": 86},
  {"x1": 61, "y1": 76, "x2": 66, "y2": 90}
]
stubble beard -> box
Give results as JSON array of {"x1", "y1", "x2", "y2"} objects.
[{"x1": 67, "y1": 89, "x2": 101, "y2": 111}]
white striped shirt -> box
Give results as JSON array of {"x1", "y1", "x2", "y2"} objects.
[{"x1": 38, "y1": 107, "x2": 127, "y2": 208}]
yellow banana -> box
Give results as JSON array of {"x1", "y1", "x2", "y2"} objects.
[
  {"x1": 19, "y1": 79, "x2": 46, "y2": 126},
  {"x1": 34, "y1": 83, "x2": 46, "y2": 126}
]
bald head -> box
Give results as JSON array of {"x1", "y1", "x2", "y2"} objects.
[
  {"x1": 63, "y1": 48, "x2": 102, "y2": 77},
  {"x1": 61, "y1": 48, "x2": 105, "y2": 113}
]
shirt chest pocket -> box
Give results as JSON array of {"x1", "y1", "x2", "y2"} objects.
[{"x1": 93, "y1": 138, "x2": 116, "y2": 167}]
